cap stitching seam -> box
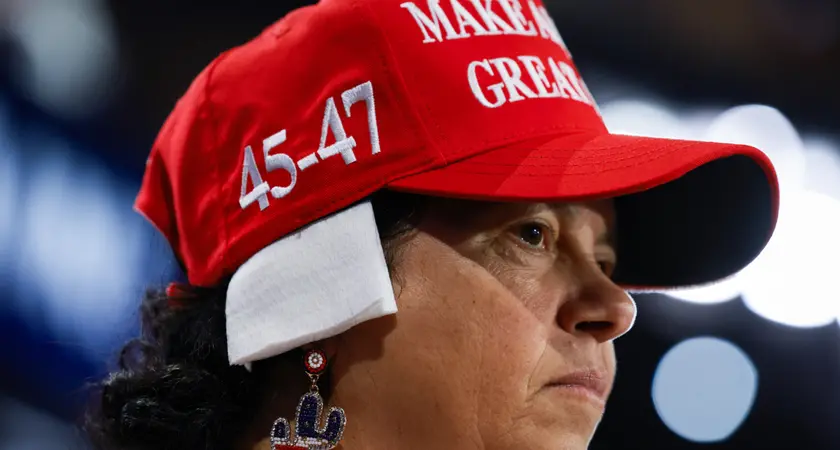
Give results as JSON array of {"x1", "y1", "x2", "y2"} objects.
[
  {"x1": 203, "y1": 50, "x2": 235, "y2": 283},
  {"x1": 448, "y1": 124, "x2": 603, "y2": 160},
  {"x1": 433, "y1": 143, "x2": 695, "y2": 175},
  {"x1": 455, "y1": 141, "x2": 692, "y2": 166}
]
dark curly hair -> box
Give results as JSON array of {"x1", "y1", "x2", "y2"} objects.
[{"x1": 83, "y1": 191, "x2": 426, "y2": 450}]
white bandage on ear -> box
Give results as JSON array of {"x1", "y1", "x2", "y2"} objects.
[{"x1": 225, "y1": 200, "x2": 397, "y2": 366}]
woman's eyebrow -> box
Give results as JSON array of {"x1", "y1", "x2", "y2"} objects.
[{"x1": 545, "y1": 203, "x2": 615, "y2": 248}]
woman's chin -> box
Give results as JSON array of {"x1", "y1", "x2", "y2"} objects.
[{"x1": 499, "y1": 395, "x2": 604, "y2": 450}]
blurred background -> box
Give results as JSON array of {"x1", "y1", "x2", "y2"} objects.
[{"x1": 1, "y1": 0, "x2": 838, "y2": 448}]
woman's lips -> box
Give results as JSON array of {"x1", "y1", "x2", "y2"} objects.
[{"x1": 545, "y1": 369, "x2": 610, "y2": 407}]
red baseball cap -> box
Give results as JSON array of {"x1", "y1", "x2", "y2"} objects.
[{"x1": 136, "y1": 0, "x2": 778, "y2": 292}]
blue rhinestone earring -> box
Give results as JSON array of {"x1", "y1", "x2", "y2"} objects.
[{"x1": 270, "y1": 349, "x2": 347, "y2": 450}]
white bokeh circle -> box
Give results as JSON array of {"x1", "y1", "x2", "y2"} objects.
[
  {"x1": 601, "y1": 100, "x2": 693, "y2": 139},
  {"x1": 739, "y1": 189, "x2": 840, "y2": 327},
  {"x1": 652, "y1": 337, "x2": 758, "y2": 443},
  {"x1": 803, "y1": 137, "x2": 840, "y2": 201}
]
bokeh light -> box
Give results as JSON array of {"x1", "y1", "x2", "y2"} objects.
[
  {"x1": 16, "y1": 148, "x2": 146, "y2": 355},
  {"x1": 803, "y1": 137, "x2": 840, "y2": 201},
  {"x1": 601, "y1": 99, "x2": 694, "y2": 139},
  {"x1": 5, "y1": 0, "x2": 119, "y2": 119},
  {"x1": 739, "y1": 189, "x2": 840, "y2": 327},
  {"x1": 0, "y1": 106, "x2": 18, "y2": 283},
  {"x1": 652, "y1": 337, "x2": 758, "y2": 443}
]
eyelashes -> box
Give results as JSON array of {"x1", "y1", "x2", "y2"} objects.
[
  {"x1": 516, "y1": 221, "x2": 551, "y2": 250},
  {"x1": 506, "y1": 220, "x2": 616, "y2": 278}
]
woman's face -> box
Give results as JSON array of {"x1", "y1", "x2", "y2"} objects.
[{"x1": 331, "y1": 199, "x2": 636, "y2": 450}]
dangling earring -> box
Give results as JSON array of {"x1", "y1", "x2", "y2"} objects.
[{"x1": 270, "y1": 349, "x2": 347, "y2": 450}]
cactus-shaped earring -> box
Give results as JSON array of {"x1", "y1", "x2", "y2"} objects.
[{"x1": 270, "y1": 349, "x2": 347, "y2": 450}]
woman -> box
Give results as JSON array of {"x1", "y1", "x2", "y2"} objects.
[{"x1": 84, "y1": 0, "x2": 779, "y2": 449}]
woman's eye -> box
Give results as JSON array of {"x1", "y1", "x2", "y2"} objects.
[{"x1": 517, "y1": 223, "x2": 548, "y2": 249}]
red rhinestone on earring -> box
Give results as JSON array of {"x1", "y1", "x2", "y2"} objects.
[{"x1": 304, "y1": 349, "x2": 327, "y2": 375}]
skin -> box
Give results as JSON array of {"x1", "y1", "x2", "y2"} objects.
[{"x1": 247, "y1": 199, "x2": 636, "y2": 450}]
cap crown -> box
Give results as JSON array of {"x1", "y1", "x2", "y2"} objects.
[{"x1": 136, "y1": 0, "x2": 606, "y2": 285}]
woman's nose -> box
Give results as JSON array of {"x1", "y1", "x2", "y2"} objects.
[{"x1": 555, "y1": 270, "x2": 637, "y2": 343}]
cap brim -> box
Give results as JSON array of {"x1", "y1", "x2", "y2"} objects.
[{"x1": 387, "y1": 132, "x2": 779, "y2": 289}]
